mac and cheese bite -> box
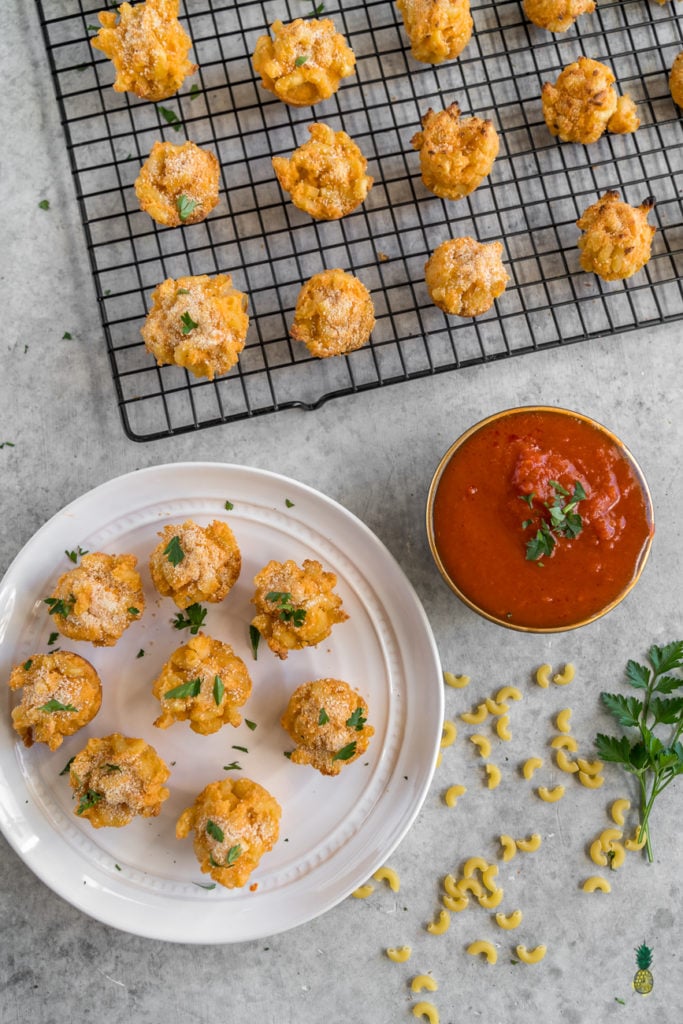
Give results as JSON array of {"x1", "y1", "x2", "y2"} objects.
[
  {"x1": 149, "y1": 519, "x2": 241, "y2": 609},
  {"x1": 542, "y1": 57, "x2": 639, "y2": 144},
  {"x1": 90, "y1": 0, "x2": 197, "y2": 102},
  {"x1": 396, "y1": 0, "x2": 473, "y2": 64},
  {"x1": 290, "y1": 269, "x2": 375, "y2": 357},
  {"x1": 281, "y1": 678, "x2": 373, "y2": 775},
  {"x1": 523, "y1": 0, "x2": 595, "y2": 32},
  {"x1": 425, "y1": 237, "x2": 509, "y2": 317},
  {"x1": 411, "y1": 104, "x2": 498, "y2": 200},
  {"x1": 8, "y1": 652, "x2": 102, "y2": 751},
  {"x1": 45, "y1": 552, "x2": 144, "y2": 647},
  {"x1": 252, "y1": 18, "x2": 355, "y2": 107},
  {"x1": 135, "y1": 140, "x2": 220, "y2": 227},
  {"x1": 272, "y1": 123, "x2": 373, "y2": 220},
  {"x1": 141, "y1": 273, "x2": 249, "y2": 380},
  {"x1": 251, "y1": 558, "x2": 348, "y2": 659},
  {"x1": 176, "y1": 778, "x2": 281, "y2": 888},
  {"x1": 152, "y1": 634, "x2": 252, "y2": 734},
  {"x1": 576, "y1": 191, "x2": 655, "y2": 281},
  {"x1": 70, "y1": 733, "x2": 170, "y2": 827}
]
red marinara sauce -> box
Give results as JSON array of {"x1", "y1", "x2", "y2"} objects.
[{"x1": 428, "y1": 408, "x2": 654, "y2": 630}]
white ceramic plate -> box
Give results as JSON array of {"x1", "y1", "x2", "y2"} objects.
[{"x1": 0, "y1": 463, "x2": 443, "y2": 943}]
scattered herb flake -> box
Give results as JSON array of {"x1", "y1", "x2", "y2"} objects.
[
  {"x1": 318, "y1": 707, "x2": 330, "y2": 725},
  {"x1": 104, "y1": 763, "x2": 121, "y2": 773},
  {"x1": 180, "y1": 310, "x2": 199, "y2": 334},
  {"x1": 245, "y1": 719, "x2": 257, "y2": 731},
  {"x1": 223, "y1": 761, "x2": 242, "y2": 771},
  {"x1": 38, "y1": 199, "x2": 50, "y2": 210},
  {"x1": 346, "y1": 707, "x2": 367, "y2": 731},
  {"x1": 615, "y1": 998, "x2": 626, "y2": 1005},
  {"x1": 62, "y1": 331, "x2": 73, "y2": 340},
  {"x1": 285, "y1": 498, "x2": 295, "y2": 508},
  {"x1": 189, "y1": 84, "x2": 200, "y2": 100},
  {"x1": 195, "y1": 881, "x2": 216, "y2": 890},
  {"x1": 332, "y1": 741, "x2": 357, "y2": 762},
  {"x1": 86, "y1": 24, "x2": 100, "y2": 31},
  {"x1": 224, "y1": 500, "x2": 234, "y2": 510},
  {"x1": 39, "y1": 699, "x2": 77, "y2": 713},
  {"x1": 164, "y1": 677, "x2": 202, "y2": 700},
  {"x1": 284, "y1": 751, "x2": 292, "y2": 759},
  {"x1": 59, "y1": 756, "x2": 75, "y2": 776},
  {"x1": 48, "y1": 632, "x2": 59, "y2": 646},
  {"x1": 227, "y1": 844, "x2": 241, "y2": 865},
  {"x1": 128, "y1": 606, "x2": 139, "y2": 616},
  {"x1": 164, "y1": 534, "x2": 184, "y2": 566},
  {"x1": 249, "y1": 625, "x2": 260, "y2": 660},
  {"x1": 23, "y1": 659, "x2": 32, "y2": 671},
  {"x1": 172, "y1": 602, "x2": 207, "y2": 635},
  {"x1": 206, "y1": 819, "x2": 224, "y2": 842},
  {"x1": 266, "y1": 591, "x2": 306, "y2": 627},
  {"x1": 136, "y1": 648, "x2": 145, "y2": 658},
  {"x1": 176, "y1": 194, "x2": 200, "y2": 221},
  {"x1": 213, "y1": 675, "x2": 225, "y2": 706},
  {"x1": 76, "y1": 789, "x2": 102, "y2": 814},
  {"x1": 44, "y1": 595, "x2": 75, "y2": 618},
  {"x1": 65, "y1": 546, "x2": 88, "y2": 563},
  {"x1": 232, "y1": 745, "x2": 248, "y2": 753},
  {"x1": 115, "y1": 864, "x2": 121, "y2": 871},
  {"x1": 295, "y1": 54, "x2": 309, "y2": 66},
  {"x1": 176, "y1": 287, "x2": 190, "y2": 295},
  {"x1": 0, "y1": 441, "x2": 15, "y2": 448},
  {"x1": 158, "y1": 105, "x2": 182, "y2": 131}
]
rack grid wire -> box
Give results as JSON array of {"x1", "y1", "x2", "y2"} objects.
[{"x1": 37, "y1": 0, "x2": 683, "y2": 442}]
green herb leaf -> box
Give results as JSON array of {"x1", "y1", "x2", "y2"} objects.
[
  {"x1": 249, "y1": 625, "x2": 260, "y2": 660},
  {"x1": 0, "y1": 441, "x2": 15, "y2": 448},
  {"x1": 595, "y1": 733, "x2": 633, "y2": 765},
  {"x1": 650, "y1": 696, "x2": 683, "y2": 726},
  {"x1": 86, "y1": 24, "x2": 100, "y2": 32},
  {"x1": 206, "y1": 819, "x2": 224, "y2": 842},
  {"x1": 295, "y1": 54, "x2": 309, "y2": 66},
  {"x1": 653, "y1": 674, "x2": 683, "y2": 695},
  {"x1": 136, "y1": 648, "x2": 145, "y2": 658},
  {"x1": 265, "y1": 591, "x2": 307, "y2": 626},
  {"x1": 284, "y1": 751, "x2": 292, "y2": 759},
  {"x1": 164, "y1": 677, "x2": 202, "y2": 700},
  {"x1": 332, "y1": 741, "x2": 357, "y2": 762},
  {"x1": 232, "y1": 745, "x2": 248, "y2": 753},
  {"x1": 59, "y1": 756, "x2": 75, "y2": 776},
  {"x1": 224, "y1": 500, "x2": 234, "y2": 510},
  {"x1": 76, "y1": 790, "x2": 102, "y2": 815},
  {"x1": 104, "y1": 763, "x2": 122, "y2": 773},
  {"x1": 346, "y1": 707, "x2": 367, "y2": 731},
  {"x1": 176, "y1": 194, "x2": 200, "y2": 221},
  {"x1": 164, "y1": 535, "x2": 184, "y2": 566},
  {"x1": 158, "y1": 105, "x2": 182, "y2": 131},
  {"x1": 625, "y1": 660, "x2": 650, "y2": 690},
  {"x1": 194, "y1": 881, "x2": 216, "y2": 890},
  {"x1": 176, "y1": 287, "x2": 190, "y2": 295},
  {"x1": 226, "y1": 844, "x2": 241, "y2": 865},
  {"x1": 128, "y1": 606, "x2": 139, "y2": 616},
  {"x1": 285, "y1": 498, "x2": 295, "y2": 508},
  {"x1": 245, "y1": 719, "x2": 257, "y2": 731},
  {"x1": 38, "y1": 199, "x2": 50, "y2": 210},
  {"x1": 172, "y1": 602, "x2": 207, "y2": 635},
  {"x1": 223, "y1": 761, "x2": 242, "y2": 771},
  {"x1": 62, "y1": 331, "x2": 73, "y2": 340},
  {"x1": 180, "y1": 311, "x2": 199, "y2": 334},
  {"x1": 648, "y1": 641, "x2": 683, "y2": 676},
  {"x1": 44, "y1": 595, "x2": 75, "y2": 618},
  {"x1": 318, "y1": 707, "x2": 330, "y2": 725},
  {"x1": 65, "y1": 546, "x2": 88, "y2": 563},
  {"x1": 39, "y1": 699, "x2": 77, "y2": 713},
  {"x1": 48, "y1": 632, "x2": 59, "y2": 645},
  {"x1": 213, "y1": 675, "x2": 224, "y2": 706},
  {"x1": 189, "y1": 84, "x2": 200, "y2": 100},
  {"x1": 601, "y1": 692, "x2": 643, "y2": 729},
  {"x1": 23, "y1": 659, "x2": 32, "y2": 671},
  {"x1": 521, "y1": 481, "x2": 587, "y2": 561}
]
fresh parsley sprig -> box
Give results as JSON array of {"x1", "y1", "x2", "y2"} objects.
[
  {"x1": 596, "y1": 641, "x2": 683, "y2": 862},
  {"x1": 44, "y1": 594, "x2": 76, "y2": 618},
  {"x1": 520, "y1": 480, "x2": 587, "y2": 563},
  {"x1": 172, "y1": 602, "x2": 207, "y2": 635},
  {"x1": 266, "y1": 591, "x2": 306, "y2": 627}
]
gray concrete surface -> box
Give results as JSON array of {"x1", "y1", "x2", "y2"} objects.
[{"x1": 1, "y1": 2, "x2": 681, "y2": 1022}]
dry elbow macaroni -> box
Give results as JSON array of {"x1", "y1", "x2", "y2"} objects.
[
  {"x1": 440, "y1": 720, "x2": 457, "y2": 747},
  {"x1": 496, "y1": 685, "x2": 522, "y2": 703},
  {"x1": 516, "y1": 833, "x2": 542, "y2": 853},
  {"x1": 351, "y1": 883, "x2": 374, "y2": 898},
  {"x1": 555, "y1": 708, "x2": 572, "y2": 733},
  {"x1": 426, "y1": 910, "x2": 450, "y2": 935},
  {"x1": 516, "y1": 944, "x2": 547, "y2": 963},
  {"x1": 495, "y1": 714, "x2": 512, "y2": 741},
  {"x1": 577, "y1": 771, "x2": 604, "y2": 789},
  {"x1": 442, "y1": 892, "x2": 468, "y2": 912},
  {"x1": 555, "y1": 749, "x2": 579, "y2": 773},
  {"x1": 499, "y1": 834, "x2": 517, "y2": 861},
  {"x1": 485, "y1": 697, "x2": 509, "y2": 716},
  {"x1": 373, "y1": 866, "x2": 400, "y2": 891},
  {"x1": 537, "y1": 785, "x2": 565, "y2": 802},
  {"x1": 444, "y1": 784, "x2": 466, "y2": 808},
  {"x1": 463, "y1": 856, "x2": 488, "y2": 878},
  {"x1": 482, "y1": 864, "x2": 499, "y2": 892},
  {"x1": 582, "y1": 876, "x2": 611, "y2": 893},
  {"x1": 461, "y1": 703, "x2": 489, "y2": 725},
  {"x1": 598, "y1": 828, "x2": 623, "y2": 850},
  {"x1": 486, "y1": 764, "x2": 502, "y2": 789},
  {"x1": 470, "y1": 734, "x2": 491, "y2": 758},
  {"x1": 577, "y1": 758, "x2": 604, "y2": 775},
  {"x1": 589, "y1": 839, "x2": 608, "y2": 867},
  {"x1": 625, "y1": 828, "x2": 647, "y2": 851},
  {"x1": 610, "y1": 798, "x2": 631, "y2": 826},
  {"x1": 386, "y1": 946, "x2": 412, "y2": 962},
  {"x1": 552, "y1": 664, "x2": 575, "y2": 685},
  {"x1": 495, "y1": 909, "x2": 523, "y2": 930},
  {"x1": 478, "y1": 887, "x2": 503, "y2": 909},
  {"x1": 535, "y1": 664, "x2": 552, "y2": 688},
  {"x1": 443, "y1": 671, "x2": 470, "y2": 688},
  {"x1": 412, "y1": 1001, "x2": 440, "y2": 1024},
  {"x1": 550, "y1": 735, "x2": 578, "y2": 751},
  {"x1": 466, "y1": 940, "x2": 498, "y2": 963},
  {"x1": 457, "y1": 877, "x2": 484, "y2": 898},
  {"x1": 411, "y1": 975, "x2": 438, "y2": 993},
  {"x1": 522, "y1": 757, "x2": 543, "y2": 779}
]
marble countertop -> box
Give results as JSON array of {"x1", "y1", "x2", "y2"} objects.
[{"x1": 1, "y1": 2, "x2": 681, "y2": 1021}]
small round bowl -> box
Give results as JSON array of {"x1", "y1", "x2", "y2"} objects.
[{"x1": 426, "y1": 406, "x2": 654, "y2": 633}]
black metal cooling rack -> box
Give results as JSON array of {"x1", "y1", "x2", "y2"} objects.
[{"x1": 37, "y1": 0, "x2": 683, "y2": 441}]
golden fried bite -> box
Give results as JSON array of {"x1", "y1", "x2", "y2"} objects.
[
  {"x1": 135, "y1": 141, "x2": 220, "y2": 227},
  {"x1": 670, "y1": 51, "x2": 683, "y2": 108},
  {"x1": 425, "y1": 237, "x2": 509, "y2": 317},
  {"x1": 152, "y1": 634, "x2": 252, "y2": 734},
  {"x1": 396, "y1": 0, "x2": 473, "y2": 65},
  {"x1": 576, "y1": 191, "x2": 656, "y2": 281},
  {"x1": 522, "y1": 0, "x2": 594, "y2": 32},
  {"x1": 90, "y1": 0, "x2": 197, "y2": 102},
  {"x1": 290, "y1": 269, "x2": 375, "y2": 358},
  {"x1": 252, "y1": 18, "x2": 355, "y2": 107},
  {"x1": 542, "y1": 57, "x2": 639, "y2": 144},
  {"x1": 141, "y1": 273, "x2": 249, "y2": 380},
  {"x1": 149, "y1": 520, "x2": 241, "y2": 609},
  {"x1": 69, "y1": 733, "x2": 170, "y2": 828},
  {"x1": 176, "y1": 778, "x2": 281, "y2": 889},
  {"x1": 251, "y1": 558, "x2": 348, "y2": 660},
  {"x1": 8, "y1": 652, "x2": 102, "y2": 751},
  {"x1": 411, "y1": 104, "x2": 499, "y2": 200},
  {"x1": 281, "y1": 678, "x2": 374, "y2": 776},
  {"x1": 272, "y1": 123, "x2": 373, "y2": 220},
  {"x1": 45, "y1": 552, "x2": 144, "y2": 647}
]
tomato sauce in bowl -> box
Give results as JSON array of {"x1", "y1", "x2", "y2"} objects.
[{"x1": 426, "y1": 407, "x2": 654, "y2": 632}]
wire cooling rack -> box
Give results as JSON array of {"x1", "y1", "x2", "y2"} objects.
[{"x1": 38, "y1": 0, "x2": 683, "y2": 441}]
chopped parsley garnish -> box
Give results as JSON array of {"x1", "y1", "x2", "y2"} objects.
[
  {"x1": 332, "y1": 741, "x2": 357, "y2": 762},
  {"x1": 172, "y1": 602, "x2": 207, "y2": 635},
  {"x1": 223, "y1": 761, "x2": 242, "y2": 771},
  {"x1": 65, "y1": 546, "x2": 88, "y2": 563},
  {"x1": 213, "y1": 675, "x2": 224, "y2": 705},
  {"x1": 48, "y1": 632, "x2": 59, "y2": 646},
  {"x1": 180, "y1": 311, "x2": 199, "y2": 334},
  {"x1": 104, "y1": 763, "x2": 121, "y2": 773},
  {"x1": 59, "y1": 756, "x2": 75, "y2": 776},
  {"x1": 164, "y1": 534, "x2": 184, "y2": 566},
  {"x1": 0, "y1": 441, "x2": 15, "y2": 448},
  {"x1": 195, "y1": 881, "x2": 216, "y2": 890},
  {"x1": 39, "y1": 699, "x2": 77, "y2": 713},
  {"x1": 86, "y1": 24, "x2": 100, "y2": 32},
  {"x1": 206, "y1": 819, "x2": 224, "y2": 842},
  {"x1": 285, "y1": 498, "x2": 295, "y2": 508},
  {"x1": 176, "y1": 287, "x2": 190, "y2": 295},
  {"x1": 136, "y1": 648, "x2": 145, "y2": 658},
  {"x1": 38, "y1": 199, "x2": 50, "y2": 210},
  {"x1": 520, "y1": 480, "x2": 587, "y2": 562},
  {"x1": 249, "y1": 625, "x2": 260, "y2": 660},
  {"x1": 346, "y1": 707, "x2": 367, "y2": 731},
  {"x1": 44, "y1": 595, "x2": 75, "y2": 618},
  {"x1": 284, "y1": 750, "x2": 292, "y2": 759},
  {"x1": 76, "y1": 789, "x2": 102, "y2": 815},
  {"x1": 232, "y1": 745, "x2": 248, "y2": 753},
  {"x1": 245, "y1": 719, "x2": 257, "y2": 731},
  {"x1": 23, "y1": 660, "x2": 32, "y2": 671},
  {"x1": 224, "y1": 500, "x2": 234, "y2": 510},
  {"x1": 158, "y1": 105, "x2": 182, "y2": 131},
  {"x1": 189, "y1": 84, "x2": 200, "y2": 100},
  {"x1": 318, "y1": 707, "x2": 330, "y2": 725},
  {"x1": 266, "y1": 592, "x2": 306, "y2": 627},
  {"x1": 62, "y1": 331, "x2": 73, "y2": 340},
  {"x1": 295, "y1": 54, "x2": 309, "y2": 66},
  {"x1": 127, "y1": 606, "x2": 139, "y2": 616},
  {"x1": 226, "y1": 844, "x2": 241, "y2": 865},
  {"x1": 176, "y1": 194, "x2": 200, "y2": 221},
  {"x1": 164, "y1": 677, "x2": 202, "y2": 700}
]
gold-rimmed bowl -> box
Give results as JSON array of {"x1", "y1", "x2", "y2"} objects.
[{"x1": 425, "y1": 406, "x2": 654, "y2": 633}]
